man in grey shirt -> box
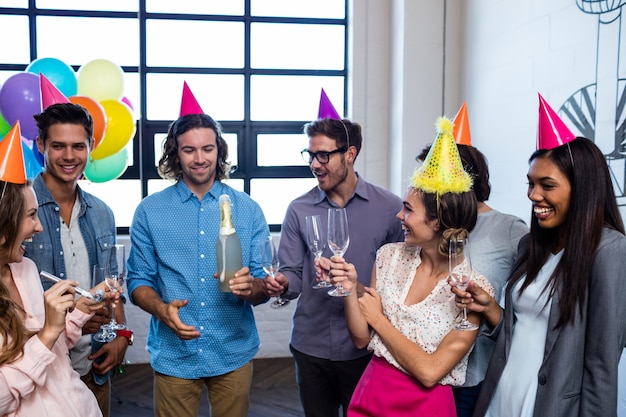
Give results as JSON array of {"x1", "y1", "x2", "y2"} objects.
[{"x1": 267, "y1": 117, "x2": 404, "y2": 417}]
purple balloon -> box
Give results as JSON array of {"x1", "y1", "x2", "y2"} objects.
[{"x1": 0, "y1": 72, "x2": 41, "y2": 139}]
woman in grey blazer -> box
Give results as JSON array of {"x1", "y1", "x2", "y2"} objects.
[{"x1": 454, "y1": 137, "x2": 626, "y2": 417}]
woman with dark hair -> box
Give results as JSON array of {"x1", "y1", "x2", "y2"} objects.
[
  {"x1": 0, "y1": 180, "x2": 109, "y2": 416},
  {"x1": 327, "y1": 118, "x2": 494, "y2": 415},
  {"x1": 457, "y1": 136, "x2": 626, "y2": 417}
]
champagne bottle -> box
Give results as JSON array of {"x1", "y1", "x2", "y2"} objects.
[{"x1": 216, "y1": 194, "x2": 242, "y2": 292}]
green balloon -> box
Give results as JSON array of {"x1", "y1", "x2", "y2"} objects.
[
  {"x1": 0, "y1": 112, "x2": 10, "y2": 137},
  {"x1": 84, "y1": 147, "x2": 129, "y2": 183}
]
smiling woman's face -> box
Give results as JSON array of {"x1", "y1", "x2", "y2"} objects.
[
  {"x1": 8, "y1": 186, "x2": 43, "y2": 264},
  {"x1": 527, "y1": 156, "x2": 572, "y2": 230}
]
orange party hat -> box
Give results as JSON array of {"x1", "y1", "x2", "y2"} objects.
[
  {"x1": 452, "y1": 102, "x2": 472, "y2": 145},
  {"x1": 0, "y1": 121, "x2": 27, "y2": 184}
]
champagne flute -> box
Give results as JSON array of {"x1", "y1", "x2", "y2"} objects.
[
  {"x1": 105, "y1": 244, "x2": 127, "y2": 330},
  {"x1": 449, "y1": 237, "x2": 478, "y2": 331},
  {"x1": 327, "y1": 208, "x2": 351, "y2": 297},
  {"x1": 92, "y1": 264, "x2": 116, "y2": 343},
  {"x1": 306, "y1": 214, "x2": 330, "y2": 289},
  {"x1": 258, "y1": 236, "x2": 290, "y2": 309}
]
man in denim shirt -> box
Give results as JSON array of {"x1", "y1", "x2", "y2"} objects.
[{"x1": 24, "y1": 103, "x2": 129, "y2": 417}]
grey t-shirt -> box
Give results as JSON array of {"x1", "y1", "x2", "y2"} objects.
[{"x1": 463, "y1": 209, "x2": 528, "y2": 387}]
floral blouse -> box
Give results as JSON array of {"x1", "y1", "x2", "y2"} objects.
[{"x1": 369, "y1": 242, "x2": 494, "y2": 386}]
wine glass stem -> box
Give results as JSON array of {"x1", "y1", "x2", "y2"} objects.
[{"x1": 462, "y1": 306, "x2": 468, "y2": 323}]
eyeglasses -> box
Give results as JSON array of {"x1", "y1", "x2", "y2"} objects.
[{"x1": 301, "y1": 147, "x2": 348, "y2": 164}]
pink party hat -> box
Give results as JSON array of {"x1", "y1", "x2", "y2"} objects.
[
  {"x1": 40, "y1": 73, "x2": 70, "y2": 109},
  {"x1": 537, "y1": 93, "x2": 576, "y2": 150},
  {"x1": 452, "y1": 102, "x2": 472, "y2": 145},
  {"x1": 0, "y1": 121, "x2": 27, "y2": 184},
  {"x1": 180, "y1": 81, "x2": 204, "y2": 116},
  {"x1": 318, "y1": 88, "x2": 342, "y2": 120}
]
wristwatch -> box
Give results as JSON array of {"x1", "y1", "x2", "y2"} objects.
[{"x1": 116, "y1": 329, "x2": 134, "y2": 346}]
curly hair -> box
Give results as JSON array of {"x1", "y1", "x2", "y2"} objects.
[{"x1": 158, "y1": 114, "x2": 230, "y2": 181}]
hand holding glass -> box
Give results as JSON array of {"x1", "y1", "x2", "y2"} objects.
[
  {"x1": 258, "y1": 236, "x2": 290, "y2": 309},
  {"x1": 327, "y1": 208, "x2": 351, "y2": 297},
  {"x1": 104, "y1": 244, "x2": 127, "y2": 331},
  {"x1": 306, "y1": 214, "x2": 330, "y2": 289},
  {"x1": 449, "y1": 237, "x2": 478, "y2": 331},
  {"x1": 92, "y1": 264, "x2": 116, "y2": 342}
]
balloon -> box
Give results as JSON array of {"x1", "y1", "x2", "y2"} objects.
[
  {"x1": 69, "y1": 95, "x2": 107, "y2": 148},
  {"x1": 89, "y1": 100, "x2": 135, "y2": 160},
  {"x1": 21, "y1": 139, "x2": 44, "y2": 180},
  {"x1": 0, "y1": 72, "x2": 41, "y2": 139},
  {"x1": 32, "y1": 138, "x2": 45, "y2": 166},
  {"x1": 84, "y1": 147, "x2": 129, "y2": 183},
  {"x1": 0, "y1": 112, "x2": 10, "y2": 138},
  {"x1": 76, "y1": 59, "x2": 124, "y2": 101},
  {"x1": 26, "y1": 57, "x2": 77, "y2": 97}
]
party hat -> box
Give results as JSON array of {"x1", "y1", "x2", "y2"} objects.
[
  {"x1": 317, "y1": 88, "x2": 342, "y2": 120},
  {"x1": 0, "y1": 121, "x2": 27, "y2": 184},
  {"x1": 452, "y1": 102, "x2": 472, "y2": 145},
  {"x1": 40, "y1": 73, "x2": 69, "y2": 109},
  {"x1": 179, "y1": 81, "x2": 204, "y2": 116},
  {"x1": 412, "y1": 117, "x2": 472, "y2": 194},
  {"x1": 537, "y1": 93, "x2": 576, "y2": 150}
]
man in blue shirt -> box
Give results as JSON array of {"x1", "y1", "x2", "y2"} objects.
[
  {"x1": 24, "y1": 103, "x2": 129, "y2": 417},
  {"x1": 126, "y1": 110, "x2": 269, "y2": 417},
  {"x1": 267, "y1": 117, "x2": 404, "y2": 417}
]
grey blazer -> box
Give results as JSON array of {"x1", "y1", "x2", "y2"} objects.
[{"x1": 473, "y1": 228, "x2": 626, "y2": 417}]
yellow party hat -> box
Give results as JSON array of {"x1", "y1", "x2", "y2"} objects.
[{"x1": 412, "y1": 117, "x2": 472, "y2": 194}]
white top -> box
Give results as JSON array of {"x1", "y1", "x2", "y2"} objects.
[
  {"x1": 369, "y1": 243, "x2": 494, "y2": 385},
  {"x1": 486, "y1": 251, "x2": 563, "y2": 417},
  {"x1": 60, "y1": 197, "x2": 92, "y2": 376}
]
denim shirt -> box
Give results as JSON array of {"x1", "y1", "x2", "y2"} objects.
[{"x1": 24, "y1": 174, "x2": 116, "y2": 290}]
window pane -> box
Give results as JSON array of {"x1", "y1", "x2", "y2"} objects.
[
  {"x1": 252, "y1": 0, "x2": 345, "y2": 19},
  {"x1": 122, "y1": 72, "x2": 140, "y2": 121},
  {"x1": 37, "y1": 16, "x2": 139, "y2": 66},
  {"x1": 153, "y1": 132, "x2": 237, "y2": 168},
  {"x1": 36, "y1": 0, "x2": 138, "y2": 11},
  {"x1": 146, "y1": 20, "x2": 244, "y2": 68},
  {"x1": 251, "y1": 23, "x2": 344, "y2": 70},
  {"x1": 251, "y1": 178, "x2": 317, "y2": 225},
  {"x1": 258, "y1": 134, "x2": 308, "y2": 166},
  {"x1": 147, "y1": 74, "x2": 244, "y2": 121},
  {"x1": 2, "y1": 0, "x2": 27, "y2": 7},
  {"x1": 146, "y1": 0, "x2": 244, "y2": 15},
  {"x1": 0, "y1": 16, "x2": 30, "y2": 63},
  {"x1": 251, "y1": 75, "x2": 344, "y2": 121},
  {"x1": 78, "y1": 179, "x2": 141, "y2": 228}
]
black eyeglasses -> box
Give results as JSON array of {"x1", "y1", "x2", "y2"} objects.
[{"x1": 301, "y1": 147, "x2": 348, "y2": 164}]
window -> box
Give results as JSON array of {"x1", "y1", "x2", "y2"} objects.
[{"x1": 0, "y1": 0, "x2": 347, "y2": 232}]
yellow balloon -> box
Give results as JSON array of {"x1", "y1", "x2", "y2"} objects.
[
  {"x1": 77, "y1": 59, "x2": 124, "y2": 101},
  {"x1": 90, "y1": 100, "x2": 136, "y2": 160}
]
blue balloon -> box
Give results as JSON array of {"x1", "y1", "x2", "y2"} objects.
[
  {"x1": 32, "y1": 139, "x2": 45, "y2": 166},
  {"x1": 21, "y1": 139, "x2": 44, "y2": 180},
  {"x1": 26, "y1": 57, "x2": 77, "y2": 97}
]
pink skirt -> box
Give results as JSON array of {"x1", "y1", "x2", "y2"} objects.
[{"x1": 348, "y1": 355, "x2": 456, "y2": 417}]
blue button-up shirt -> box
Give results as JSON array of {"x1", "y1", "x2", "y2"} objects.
[
  {"x1": 279, "y1": 174, "x2": 404, "y2": 360},
  {"x1": 126, "y1": 180, "x2": 269, "y2": 378}
]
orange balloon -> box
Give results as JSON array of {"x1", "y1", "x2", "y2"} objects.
[{"x1": 69, "y1": 95, "x2": 107, "y2": 149}]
